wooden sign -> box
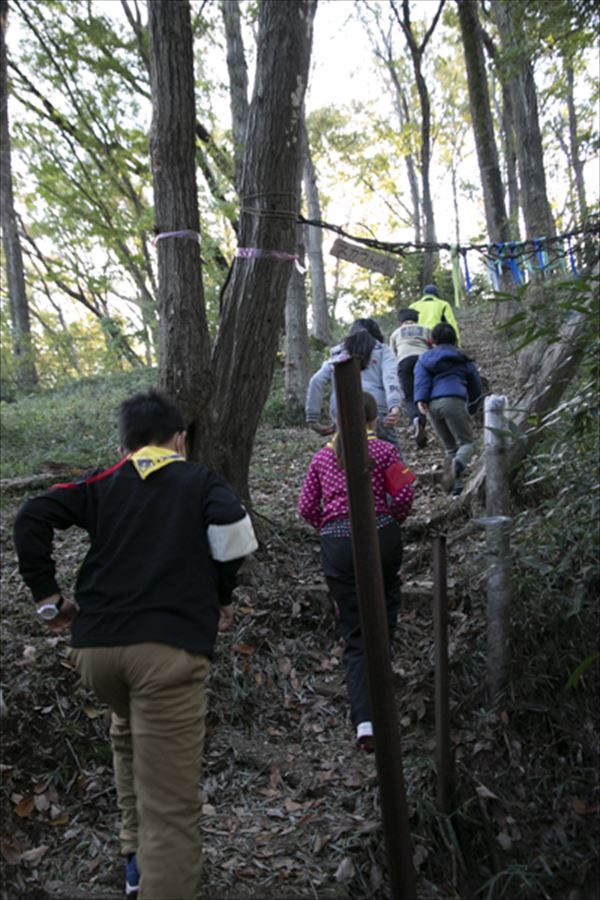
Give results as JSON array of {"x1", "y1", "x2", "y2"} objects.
[{"x1": 330, "y1": 237, "x2": 399, "y2": 278}]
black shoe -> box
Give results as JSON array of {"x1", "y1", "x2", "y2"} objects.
[{"x1": 414, "y1": 417, "x2": 427, "y2": 448}]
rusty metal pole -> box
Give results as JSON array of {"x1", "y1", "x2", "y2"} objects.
[
  {"x1": 334, "y1": 357, "x2": 416, "y2": 900},
  {"x1": 432, "y1": 535, "x2": 452, "y2": 814}
]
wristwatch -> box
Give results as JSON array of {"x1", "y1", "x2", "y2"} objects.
[{"x1": 36, "y1": 596, "x2": 65, "y2": 621}]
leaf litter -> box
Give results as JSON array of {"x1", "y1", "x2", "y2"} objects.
[{"x1": 1, "y1": 307, "x2": 598, "y2": 899}]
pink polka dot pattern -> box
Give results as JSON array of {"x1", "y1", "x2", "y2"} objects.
[{"x1": 298, "y1": 438, "x2": 414, "y2": 531}]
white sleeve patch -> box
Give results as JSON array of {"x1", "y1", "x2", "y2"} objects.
[{"x1": 207, "y1": 513, "x2": 258, "y2": 561}]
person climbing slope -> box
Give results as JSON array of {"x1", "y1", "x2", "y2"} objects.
[
  {"x1": 13, "y1": 389, "x2": 258, "y2": 900},
  {"x1": 414, "y1": 323, "x2": 482, "y2": 495},
  {"x1": 410, "y1": 283, "x2": 461, "y2": 344},
  {"x1": 298, "y1": 392, "x2": 414, "y2": 751},
  {"x1": 305, "y1": 318, "x2": 402, "y2": 450},
  {"x1": 389, "y1": 307, "x2": 432, "y2": 448}
]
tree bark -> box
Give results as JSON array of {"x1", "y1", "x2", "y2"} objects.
[
  {"x1": 492, "y1": 1, "x2": 555, "y2": 241},
  {"x1": 0, "y1": 0, "x2": 38, "y2": 391},
  {"x1": 221, "y1": 0, "x2": 249, "y2": 193},
  {"x1": 392, "y1": 0, "x2": 445, "y2": 286},
  {"x1": 480, "y1": 27, "x2": 520, "y2": 238},
  {"x1": 364, "y1": 6, "x2": 422, "y2": 245},
  {"x1": 484, "y1": 396, "x2": 512, "y2": 702},
  {"x1": 565, "y1": 62, "x2": 588, "y2": 226},
  {"x1": 147, "y1": 0, "x2": 213, "y2": 437},
  {"x1": 302, "y1": 123, "x2": 330, "y2": 345},
  {"x1": 284, "y1": 227, "x2": 309, "y2": 419},
  {"x1": 209, "y1": 0, "x2": 316, "y2": 497},
  {"x1": 456, "y1": 0, "x2": 509, "y2": 246}
]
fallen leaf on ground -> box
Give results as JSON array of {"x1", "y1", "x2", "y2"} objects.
[
  {"x1": 14, "y1": 796, "x2": 35, "y2": 818},
  {"x1": 21, "y1": 845, "x2": 48, "y2": 864},
  {"x1": 335, "y1": 856, "x2": 355, "y2": 883}
]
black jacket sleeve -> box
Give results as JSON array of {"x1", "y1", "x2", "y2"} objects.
[{"x1": 13, "y1": 484, "x2": 90, "y2": 602}]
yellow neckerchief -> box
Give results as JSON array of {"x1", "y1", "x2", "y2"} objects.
[
  {"x1": 129, "y1": 445, "x2": 185, "y2": 480},
  {"x1": 327, "y1": 429, "x2": 378, "y2": 451}
]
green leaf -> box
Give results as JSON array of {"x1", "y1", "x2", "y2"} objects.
[{"x1": 564, "y1": 652, "x2": 600, "y2": 689}]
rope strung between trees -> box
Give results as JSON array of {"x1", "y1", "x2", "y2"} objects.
[
  {"x1": 296, "y1": 213, "x2": 599, "y2": 259},
  {"x1": 297, "y1": 212, "x2": 599, "y2": 295}
]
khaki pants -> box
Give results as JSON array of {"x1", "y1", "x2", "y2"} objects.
[{"x1": 71, "y1": 643, "x2": 210, "y2": 900}]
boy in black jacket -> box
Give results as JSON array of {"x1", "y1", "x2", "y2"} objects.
[{"x1": 14, "y1": 389, "x2": 257, "y2": 900}]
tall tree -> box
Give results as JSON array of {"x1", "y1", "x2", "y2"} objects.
[
  {"x1": 210, "y1": 0, "x2": 316, "y2": 494},
  {"x1": 358, "y1": 1, "x2": 422, "y2": 248},
  {"x1": 0, "y1": 0, "x2": 38, "y2": 390},
  {"x1": 148, "y1": 0, "x2": 213, "y2": 433},
  {"x1": 456, "y1": 0, "x2": 509, "y2": 246},
  {"x1": 10, "y1": 0, "x2": 159, "y2": 362},
  {"x1": 302, "y1": 122, "x2": 330, "y2": 345},
  {"x1": 564, "y1": 62, "x2": 588, "y2": 227},
  {"x1": 284, "y1": 226, "x2": 309, "y2": 417},
  {"x1": 149, "y1": 0, "x2": 316, "y2": 498},
  {"x1": 479, "y1": 25, "x2": 521, "y2": 236},
  {"x1": 492, "y1": 0, "x2": 555, "y2": 240},
  {"x1": 221, "y1": 0, "x2": 249, "y2": 194},
  {"x1": 390, "y1": 0, "x2": 446, "y2": 286}
]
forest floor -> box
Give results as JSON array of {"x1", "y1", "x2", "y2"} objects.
[{"x1": 1, "y1": 304, "x2": 598, "y2": 900}]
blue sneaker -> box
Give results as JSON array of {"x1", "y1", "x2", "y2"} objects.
[{"x1": 125, "y1": 854, "x2": 140, "y2": 897}]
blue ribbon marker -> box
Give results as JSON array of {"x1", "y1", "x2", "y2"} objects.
[
  {"x1": 567, "y1": 236, "x2": 578, "y2": 275},
  {"x1": 534, "y1": 238, "x2": 546, "y2": 274},
  {"x1": 508, "y1": 241, "x2": 521, "y2": 285},
  {"x1": 462, "y1": 250, "x2": 472, "y2": 293}
]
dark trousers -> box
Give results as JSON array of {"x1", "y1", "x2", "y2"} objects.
[
  {"x1": 397, "y1": 355, "x2": 422, "y2": 424},
  {"x1": 320, "y1": 521, "x2": 403, "y2": 728}
]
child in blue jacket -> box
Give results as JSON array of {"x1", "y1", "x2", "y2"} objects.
[{"x1": 414, "y1": 323, "x2": 483, "y2": 493}]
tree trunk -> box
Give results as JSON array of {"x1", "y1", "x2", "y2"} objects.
[
  {"x1": 484, "y1": 396, "x2": 511, "y2": 702},
  {"x1": 392, "y1": 0, "x2": 445, "y2": 285},
  {"x1": 302, "y1": 124, "x2": 330, "y2": 345},
  {"x1": 456, "y1": 0, "x2": 509, "y2": 246},
  {"x1": 221, "y1": 0, "x2": 249, "y2": 194},
  {"x1": 377, "y1": 27, "x2": 422, "y2": 244},
  {"x1": 284, "y1": 228, "x2": 309, "y2": 419},
  {"x1": 499, "y1": 79, "x2": 520, "y2": 237},
  {"x1": 481, "y1": 28, "x2": 521, "y2": 238},
  {"x1": 147, "y1": 0, "x2": 213, "y2": 439},
  {"x1": 208, "y1": 0, "x2": 316, "y2": 497},
  {"x1": 0, "y1": 0, "x2": 38, "y2": 391},
  {"x1": 565, "y1": 62, "x2": 588, "y2": 226},
  {"x1": 417, "y1": 69, "x2": 437, "y2": 286},
  {"x1": 492, "y1": 1, "x2": 555, "y2": 241}
]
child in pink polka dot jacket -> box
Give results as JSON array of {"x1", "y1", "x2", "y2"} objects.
[{"x1": 298, "y1": 392, "x2": 414, "y2": 750}]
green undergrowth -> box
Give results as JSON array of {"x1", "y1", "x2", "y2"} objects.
[{"x1": 0, "y1": 368, "x2": 156, "y2": 479}]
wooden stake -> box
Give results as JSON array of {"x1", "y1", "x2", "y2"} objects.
[
  {"x1": 484, "y1": 395, "x2": 512, "y2": 702},
  {"x1": 334, "y1": 357, "x2": 416, "y2": 900},
  {"x1": 433, "y1": 535, "x2": 452, "y2": 813}
]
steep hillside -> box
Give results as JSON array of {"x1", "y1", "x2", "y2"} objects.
[{"x1": 1, "y1": 303, "x2": 598, "y2": 900}]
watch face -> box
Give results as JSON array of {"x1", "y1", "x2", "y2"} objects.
[{"x1": 37, "y1": 604, "x2": 59, "y2": 621}]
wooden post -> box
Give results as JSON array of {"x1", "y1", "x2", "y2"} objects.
[
  {"x1": 334, "y1": 357, "x2": 416, "y2": 900},
  {"x1": 484, "y1": 395, "x2": 512, "y2": 702},
  {"x1": 432, "y1": 535, "x2": 452, "y2": 813}
]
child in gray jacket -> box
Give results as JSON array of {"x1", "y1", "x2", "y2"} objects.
[{"x1": 305, "y1": 318, "x2": 402, "y2": 450}]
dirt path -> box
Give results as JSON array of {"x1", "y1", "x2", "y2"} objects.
[{"x1": 2, "y1": 305, "x2": 596, "y2": 900}]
